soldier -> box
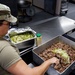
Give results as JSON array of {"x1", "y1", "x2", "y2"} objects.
[{"x1": 0, "y1": 3, "x2": 59, "y2": 75}]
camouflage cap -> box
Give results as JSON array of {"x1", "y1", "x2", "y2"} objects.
[{"x1": 0, "y1": 3, "x2": 17, "y2": 23}]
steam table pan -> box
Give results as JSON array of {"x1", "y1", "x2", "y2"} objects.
[{"x1": 32, "y1": 36, "x2": 75, "y2": 75}]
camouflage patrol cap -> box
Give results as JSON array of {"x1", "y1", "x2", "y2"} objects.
[{"x1": 0, "y1": 3, "x2": 17, "y2": 23}]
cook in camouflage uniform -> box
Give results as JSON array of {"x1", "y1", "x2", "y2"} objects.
[
  {"x1": 0, "y1": 3, "x2": 21, "y2": 75},
  {"x1": 0, "y1": 3, "x2": 59, "y2": 75}
]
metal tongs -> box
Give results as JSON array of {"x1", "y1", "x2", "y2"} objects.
[{"x1": 47, "y1": 64, "x2": 59, "y2": 75}]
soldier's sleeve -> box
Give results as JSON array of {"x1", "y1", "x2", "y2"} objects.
[{"x1": 0, "y1": 45, "x2": 22, "y2": 69}]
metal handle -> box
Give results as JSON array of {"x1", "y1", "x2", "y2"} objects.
[{"x1": 47, "y1": 64, "x2": 59, "y2": 75}]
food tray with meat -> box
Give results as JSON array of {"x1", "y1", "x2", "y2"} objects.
[{"x1": 32, "y1": 36, "x2": 75, "y2": 75}]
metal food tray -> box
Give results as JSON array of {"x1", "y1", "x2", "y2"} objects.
[
  {"x1": 32, "y1": 36, "x2": 75, "y2": 75},
  {"x1": 8, "y1": 30, "x2": 36, "y2": 50}
]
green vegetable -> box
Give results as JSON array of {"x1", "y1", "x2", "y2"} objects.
[
  {"x1": 10, "y1": 32, "x2": 34, "y2": 43},
  {"x1": 52, "y1": 48, "x2": 70, "y2": 64},
  {"x1": 9, "y1": 31, "x2": 17, "y2": 37}
]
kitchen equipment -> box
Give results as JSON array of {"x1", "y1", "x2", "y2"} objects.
[
  {"x1": 47, "y1": 64, "x2": 59, "y2": 75},
  {"x1": 63, "y1": 29, "x2": 75, "y2": 42},
  {"x1": 33, "y1": 36, "x2": 75, "y2": 75},
  {"x1": 36, "y1": 33, "x2": 42, "y2": 46},
  {"x1": 20, "y1": 47, "x2": 33, "y2": 64},
  {"x1": 8, "y1": 27, "x2": 36, "y2": 50}
]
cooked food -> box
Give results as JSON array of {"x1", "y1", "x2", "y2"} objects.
[
  {"x1": 51, "y1": 48, "x2": 70, "y2": 64},
  {"x1": 38, "y1": 42, "x2": 75, "y2": 72},
  {"x1": 10, "y1": 31, "x2": 34, "y2": 43}
]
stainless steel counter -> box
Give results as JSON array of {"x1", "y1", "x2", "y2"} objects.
[
  {"x1": 29, "y1": 16, "x2": 75, "y2": 44},
  {"x1": 21, "y1": 16, "x2": 75, "y2": 75}
]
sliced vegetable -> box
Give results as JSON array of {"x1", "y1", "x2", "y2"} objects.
[
  {"x1": 52, "y1": 48, "x2": 70, "y2": 64},
  {"x1": 10, "y1": 32, "x2": 34, "y2": 43}
]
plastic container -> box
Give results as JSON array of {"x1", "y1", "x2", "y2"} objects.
[{"x1": 36, "y1": 33, "x2": 42, "y2": 46}]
